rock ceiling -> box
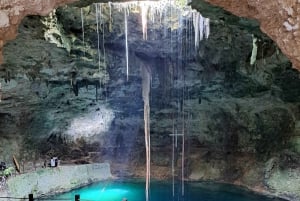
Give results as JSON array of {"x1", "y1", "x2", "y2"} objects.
[
  {"x1": 0, "y1": 0, "x2": 300, "y2": 71},
  {"x1": 0, "y1": 0, "x2": 78, "y2": 65},
  {"x1": 0, "y1": 0, "x2": 299, "y2": 198},
  {"x1": 198, "y1": 0, "x2": 300, "y2": 71}
]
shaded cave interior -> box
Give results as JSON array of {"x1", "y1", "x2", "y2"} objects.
[{"x1": 0, "y1": 0, "x2": 299, "y2": 187}]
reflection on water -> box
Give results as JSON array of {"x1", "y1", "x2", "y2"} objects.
[{"x1": 45, "y1": 180, "x2": 284, "y2": 201}]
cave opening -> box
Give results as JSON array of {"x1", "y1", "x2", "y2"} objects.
[{"x1": 0, "y1": 0, "x2": 299, "y2": 200}]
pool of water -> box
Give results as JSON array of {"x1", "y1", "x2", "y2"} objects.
[{"x1": 46, "y1": 180, "x2": 283, "y2": 201}]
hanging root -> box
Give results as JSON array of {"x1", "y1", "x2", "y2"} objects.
[{"x1": 141, "y1": 64, "x2": 151, "y2": 201}]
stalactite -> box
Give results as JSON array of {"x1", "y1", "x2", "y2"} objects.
[
  {"x1": 100, "y1": 4, "x2": 106, "y2": 67},
  {"x1": 140, "y1": 3, "x2": 149, "y2": 40},
  {"x1": 80, "y1": 8, "x2": 85, "y2": 57},
  {"x1": 199, "y1": 14, "x2": 204, "y2": 41},
  {"x1": 108, "y1": 2, "x2": 113, "y2": 32},
  {"x1": 104, "y1": 1, "x2": 210, "y2": 82},
  {"x1": 192, "y1": 11, "x2": 210, "y2": 49},
  {"x1": 250, "y1": 34, "x2": 258, "y2": 65},
  {"x1": 95, "y1": 4, "x2": 101, "y2": 72},
  {"x1": 141, "y1": 64, "x2": 151, "y2": 201},
  {"x1": 124, "y1": 8, "x2": 129, "y2": 81},
  {"x1": 192, "y1": 12, "x2": 199, "y2": 49},
  {"x1": 204, "y1": 18, "x2": 210, "y2": 39},
  {"x1": 94, "y1": 3, "x2": 109, "y2": 102}
]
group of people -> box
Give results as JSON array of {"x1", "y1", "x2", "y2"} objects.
[{"x1": 43, "y1": 157, "x2": 59, "y2": 168}]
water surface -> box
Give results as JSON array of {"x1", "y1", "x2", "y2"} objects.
[{"x1": 46, "y1": 180, "x2": 283, "y2": 201}]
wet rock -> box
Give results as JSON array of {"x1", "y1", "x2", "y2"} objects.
[
  {"x1": 254, "y1": 107, "x2": 295, "y2": 156},
  {"x1": 274, "y1": 67, "x2": 300, "y2": 102},
  {"x1": 0, "y1": 2, "x2": 299, "y2": 199}
]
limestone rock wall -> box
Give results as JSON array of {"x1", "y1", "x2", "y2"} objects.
[
  {"x1": 0, "y1": 0, "x2": 77, "y2": 65},
  {"x1": 194, "y1": 0, "x2": 300, "y2": 70},
  {"x1": 1, "y1": 0, "x2": 300, "y2": 71},
  {"x1": 0, "y1": 2, "x2": 299, "y2": 200}
]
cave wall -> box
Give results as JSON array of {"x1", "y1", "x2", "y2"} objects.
[
  {"x1": 192, "y1": 0, "x2": 300, "y2": 71},
  {"x1": 0, "y1": 1, "x2": 299, "y2": 200},
  {"x1": 0, "y1": 0, "x2": 78, "y2": 65},
  {"x1": 1, "y1": 0, "x2": 300, "y2": 71}
]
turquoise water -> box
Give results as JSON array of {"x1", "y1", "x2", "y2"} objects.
[{"x1": 45, "y1": 180, "x2": 283, "y2": 201}]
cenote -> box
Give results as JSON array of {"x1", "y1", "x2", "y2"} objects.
[
  {"x1": 0, "y1": 0, "x2": 300, "y2": 200},
  {"x1": 45, "y1": 180, "x2": 283, "y2": 201}
]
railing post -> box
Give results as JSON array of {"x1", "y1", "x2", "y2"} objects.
[
  {"x1": 28, "y1": 194, "x2": 34, "y2": 201},
  {"x1": 75, "y1": 194, "x2": 80, "y2": 201}
]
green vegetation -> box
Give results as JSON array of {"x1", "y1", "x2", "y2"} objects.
[
  {"x1": 0, "y1": 167, "x2": 14, "y2": 177},
  {"x1": 175, "y1": 0, "x2": 188, "y2": 8}
]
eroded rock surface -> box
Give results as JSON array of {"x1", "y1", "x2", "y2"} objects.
[
  {"x1": 192, "y1": 0, "x2": 300, "y2": 70},
  {"x1": 1, "y1": 0, "x2": 300, "y2": 71},
  {"x1": 0, "y1": 2, "x2": 299, "y2": 200},
  {"x1": 0, "y1": 0, "x2": 78, "y2": 65}
]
